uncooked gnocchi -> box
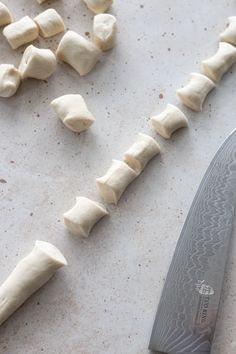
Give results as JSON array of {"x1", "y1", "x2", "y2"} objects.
[
  {"x1": 0, "y1": 2, "x2": 12, "y2": 27},
  {"x1": 82, "y1": 0, "x2": 113, "y2": 14},
  {"x1": 34, "y1": 9, "x2": 65, "y2": 38},
  {"x1": 93, "y1": 14, "x2": 117, "y2": 51},
  {"x1": 0, "y1": 64, "x2": 21, "y2": 98},
  {"x1": 220, "y1": 17, "x2": 236, "y2": 47}
]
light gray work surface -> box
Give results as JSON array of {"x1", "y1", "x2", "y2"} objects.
[{"x1": 1, "y1": 0, "x2": 236, "y2": 353}]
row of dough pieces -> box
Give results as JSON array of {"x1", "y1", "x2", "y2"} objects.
[{"x1": 0, "y1": 3, "x2": 117, "y2": 97}]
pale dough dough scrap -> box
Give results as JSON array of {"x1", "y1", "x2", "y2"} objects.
[
  {"x1": 50, "y1": 94, "x2": 95, "y2": 133},
  {"x1": 93, "y1": 14, "x2": 117, "y2": 51},
  {"x1": 177, "y1": 73, "x2": 215, "y2": 112},
  {"x1": 34, "y1": 8, "x2": 65, "y2": 38},
  {"x1": 123, "y1": 133, "x2": 160, "y2": 173},
  {"x1": 0, "y1": 241, "x2": 67, "y2": 326},
  {"x1": 64, "y1": 197, "x2": 108, "y2": 237},
  {"x1": 96, "y1": 160, "x2": 138, "y2": 204},
  {"x1": 82, "y1": 0, "x2": 113, "y2": 14},
  {"x1": 220, "y1": 17, "x2": 236, "y2": 46},
  {"x1": 3, "y1": 16, "x2": 39, "y2": 49},
  {"x1": 0, "y1": 64, "x2": 21, "y2": 98},
  {"x1": 150, "y1": 104, "x2": 188, "y2": 139},
  {"x1": 0, "y1": 2, "x2": 12, "y2": 27},
  {"x1": 19, "y1": 45, "x2": 57, "y2": 80},
  {"x1": 201, "y1": 42, "x2": 236, "y2": 82},
  {"x1": 56, "y1": 31, "x2": 102, "y2": 76}
]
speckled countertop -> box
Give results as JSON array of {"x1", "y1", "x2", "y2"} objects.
[{"x1": 1, "y1": 0, "x2": 236, "y2": 353}]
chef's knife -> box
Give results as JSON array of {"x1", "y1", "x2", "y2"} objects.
[{"x1": 149, "y1": 129, "x2": 236, "y2": 354}]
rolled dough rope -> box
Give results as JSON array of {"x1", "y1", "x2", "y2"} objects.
[
  {"x1": 150, "y1": 104, "x2": 188, "y2": 139},
  {"x1": 220, "y1": 17, "x2": 236, "y2": 47},
  {"x1": 176, "y1": 73, "x2": 215, "y2": 112},
  {"x1": 64, "y1": 197, "x2": 108, "y2": 237},
  {"x1": 0, "y1": 2, "x2": 13, "y2": 26},
  {"x1": 123, "y1": 133, "x2": 161, "y2": 173},
  {"x1": 34, "y1": 9, "x2": 65, "y2": 38},
  {"x1": 56, "y1": 31, "x2": 102, "y2": 76},
  {"x1": 201, "y1": 42, "x2": 236, "y2": 82},
  {"x1": 82, "y1": 0, "x2": 113, "y2": 14},
  {"x1": 0, "y1": 64, "x2": 21, "y2": 98},
  {"x1": 19, "y1": 45, "x2": 57, "y2": 80},
  {"x1": 0, "y1": 240, "x2": 67, "y2": 326},
  {"x1": 50, "y1": 94, "x2": 95, "y2": 133},
  {"x1": 96, "y1": 160, "x2": 139, "y2": 204},
  {"x1": 93, "y1": 14, "x2": 117, "y2": 51},
  {"x1": 3, "y1": 16, "x2": 39, "y2": 50}
]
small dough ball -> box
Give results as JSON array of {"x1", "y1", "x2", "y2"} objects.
[
  {"x1": 19, "y1": 45, "x2": 57, "y2": 80},
  {"x1": 0, "y1": 64, "x2": 21, "y2": 98},
  {"x1": 50, "y1": 94, "x2": 96, "y2": 133},
  {"x1": 0, "y1": 2, "x2": 13, "y2": 26},
  {"x1": 34, "y1": 9, "x2": 65, "y2": 38},
  {"x1": 63, "y1": 197, "x2": 108, "y2": 237},
  {"x1": 93, "y1": 14, "x2": 117, "y2": 51},
  {"x1": 3, "y1": 16, "x2": 39, "y2": 49},
  {"x1": 56, "y1": 31, "x2": 102, "y2": 76},
  {"x1": 219, "y1": 17, "x2": 236, "y2": 47},
  {"x1": 82, "y1": 0, "x2": 113, "y2": 14}
]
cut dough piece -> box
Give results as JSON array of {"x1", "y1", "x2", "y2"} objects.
[
  {"x1": 0, "y1": 240, "x2": 67, "y2": 326},
  {"x1": 123, "y1": 133, "x2": 160, "y2": 173},
  {"x1": 177, "y1": 73, "x2": 215, "y2": 112},
  {"x1": 150, "y1": 104, "x2": 188, "y2": 139},
  {"x1": 64, "y1": 197, "x2": 108, "y2": 237},
  {"x1": 82, "y1": 0, "x2": 113, "y2": 14},
  {"x1": 34, "y1": 9, "x2": 65, "y2": 38},
  {"x1": 96, "y1": 160, "x2": 138, "y2": 204},
  {"x1": 50, "y1": 94, "x2": 95, "y2": 133},
  {"x1": 0, "y1": 2, "x2": 13, "y2": 26},
  {"x1": 56, "y1": 31, "x2": 102, "y2": 76},
  {"x1": 0, "y1": 64, "x2": 21, "y2": 98},
  {"x1": 220, "y1": 17, "x2": 236, "y2": 46},
  {"x1": 201, "y1": 42, "x2": 236, "y2": 82},
  {"x1": 19, "y1": 45, "x2": 57, "y2": 80},
  {"x1": 3, "y1": 16, "x2": 39, "y2": 49},
  {"x1": 93, "y1": 14, "x2": 117, "y2": 51}
]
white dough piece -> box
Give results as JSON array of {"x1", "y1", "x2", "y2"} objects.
[
  {"x1": 3, "y1": 16, "x2": 39, "y2": 49},
  {"x1": 19, "y1": 45, "x2": 57, "y2": 80},
  {"x1": 96, "y1": 160, "x2": 138, "y2": 204},
  {"x1": 93, "y1": 14, "x2": 117, "y2": 51},
  {"x1": 56, "y1": 31, "x2": 102, "y2": 76},
  {"x1": 150, "y1": 104, "x2": 188, "y2": 139},
  {"x1": 0, "y1": 64, "x2": 21, "y2": 98},
  {"x1": 123, "y1": 133, "x2": 160, "y2": 173},
  {"x1": 0, "y1": 2, "x2": 12, "y2": 26},
  {"x1": 177, "y1": 73, "x2": 215, "y2": 112},
  {"x1": 82, "y1": 0, "x2": 113, "y2": 14},
  {"x1": 0, "y1": 241, "x2": 67, "y2": 326},
  {"x1": 201, "y1": 42, "x2": 236, "y2": 82},
  {"x1": 64, "y1": 197, "x2": 108, "y2": 237},
  {"x1": 34, "y1": 9, "x2": 65, "y2": 38},
  {"x1": 219, "y1": 17, "x2": 236, "y2": 46},
  {"x1": 50, "y1": 94, "x2": 95, "y2": 133}
]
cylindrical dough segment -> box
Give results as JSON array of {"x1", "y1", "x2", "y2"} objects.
[
  {"x1": 82, "y1": 0, "x2": 113, "y2": 14},
  {"x1": 219, "y1": 17, "x2": 236, "y2": 47},
  {"x1": 123, "y1": 133, "x2": 160, "y2": 173},
  {"x1": 150, "y1": 104, "x2": 188, "y2": 139},
  {"x1": 0, "y1": 2, "x2": 13, "y2": 26},
  {"x1": 0, "y1": 241, "x2": 67, "y2": 326},
  {"x1": 50, "y1": 94, "x2": 95, "y2": 133},
  {"x1": 177, "y1": 73, "x2": 215, "y2": 112},
  {"x1": 34, "y1": 9, "x2": 65, "y2": 38},
  {"x1": 0, "y1": 64, "x2": 21, "y2": 98},
  {"x1": 19, "y1": 45, "x2": 57, "y2": 80},
  {"x1": 56, "y1": 31, "x2": 102, "y2": 76},
  {"x1": 96, "y1": 160, "x2": 138, "y2": 204},
  {"x1": 3, "y1": 16, "x2": 39, "y2": 49},
  {"x1": 93, "y1": 14, "x2": 117, "y2": 51},
  {"x1": 201, "y1": 42, "x2": 236, "y2": 82},
  {"x1": 63, "y1": 197, "x2": 108, "y2": 237}
]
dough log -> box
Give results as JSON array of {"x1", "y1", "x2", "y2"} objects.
[
  {"x1": 93, "y1": 14, "x2": 117, "y2": 51},
  {"x1": 0, "y1": 64, "x2": 21, "y2": 98},
  {"x1": 0, "y1": 2, "x2": 12, "y2": 27},
  {"x1": 0, "y1": 241, "x2": 67, "y2": 326},
  {"x1": 34, "y1": 9, "x2": 65, "y2": 38},
  {"x1": 82, "y1": 0, "x2": 113, "y2": 14}
]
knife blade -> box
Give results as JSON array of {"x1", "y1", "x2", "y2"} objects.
[{"x1": 149, "y1": 129, "x2": 236, "y2": 354}]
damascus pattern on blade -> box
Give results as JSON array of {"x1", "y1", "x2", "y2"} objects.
[{"x1": 149, "y1": 130, "x2": 236, "y2": 354}]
